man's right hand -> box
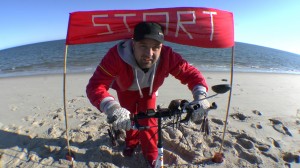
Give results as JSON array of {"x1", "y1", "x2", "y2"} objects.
[{"x1": 108, "y1": 107, "x2": 131, "y2": 131}]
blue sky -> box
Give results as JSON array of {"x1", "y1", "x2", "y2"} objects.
[{"x1": 1, "y1": 0, "x2": 299, "y2": 55}]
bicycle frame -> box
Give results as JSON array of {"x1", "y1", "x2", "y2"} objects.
[
  {"x1": 132, "y1": 101, "x2": 199, "y2": 168},
  {"x1": 156, "y1": 115, "x2": 163, "y2": 167}
]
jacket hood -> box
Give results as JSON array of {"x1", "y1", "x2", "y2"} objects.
[{"x1": 117, "y1": 40, "x2": 140, "y2": 69}]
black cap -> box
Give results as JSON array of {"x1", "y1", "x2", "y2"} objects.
[{"x1": 133, "y1": 22, "x2": 164, "y2": 43}]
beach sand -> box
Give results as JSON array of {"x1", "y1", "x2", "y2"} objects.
[{"x1": 0, "y1": 72, "x2": 299, "y2": 167}]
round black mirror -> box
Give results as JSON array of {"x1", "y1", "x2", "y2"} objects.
[{"x1": 211, "y1": 84, "x2": 231, "y2": 94}]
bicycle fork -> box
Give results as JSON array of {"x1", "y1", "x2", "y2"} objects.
[
  {"x1": 155, "y1": 112, "x2": 164, "y2": 168},
  {"x1": 155, "y1": 147, "x2": 164, "y2": 168}
]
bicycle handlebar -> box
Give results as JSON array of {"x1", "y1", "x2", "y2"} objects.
[
  {"x1": 107, "y1": 100, "x2": 217, "y2": 130},
  {"x1": 134, "y1": 100, "x2": 216, "y2": 130}
]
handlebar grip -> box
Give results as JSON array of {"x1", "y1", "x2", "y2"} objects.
[
  {"x1": 193, "y1": 104, "x2": 200, "y2": 110},
  {"x1": 182, "y1": 102, "x2": 216, "y2": 111},
  {"x1": 107, "y1": 115, "x2": 118, "y2": 124},
  {"x1": 210, "y1": 102, "x2": 217, "y2": 109}
]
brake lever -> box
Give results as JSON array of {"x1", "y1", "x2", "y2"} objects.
[
  {"x1": 201, "y1": 116, "x2": 206, "y2": 132},
  {"x1": 200, "y1": 116, "x2": 210, "y2": 136},
  {"x1": 205, "y1": 117, "x2": 210, "y2": 135},
  {"x1": 107, "y1": 129, "x2": 116, "y2": 146}
]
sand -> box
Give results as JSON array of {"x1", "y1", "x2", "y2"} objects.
[{"x1": 0, "y1": 72, "x2": 299, "y2": 168}]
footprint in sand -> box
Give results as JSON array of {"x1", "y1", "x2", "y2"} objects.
[
  {"x1": 236, "y1": 133, "x2": 257, "y2": 148},
  {"x1": 231, "y1": 132, "x2": 282, "y2": 164},
  {"x1": 267, "y1": 137, "x2": 281, "y2": 148},
  {"x1": 48, "y1": 126, "x2": 64, "y2": 138},
  {"x1": 31, "y1": 120, "x2": 46, "y2": 127},
  {"x1": 211, "y1": 118, "x2": 224, "y2": 125},
  {"x1": 236, "y1": 138, "x2": 254, "y2": 150},
  {"x1": 52, "y1": 113, "x2": 64, "y2": 121},
  {"x1": 251, "y1": 123, "x2": 263, "y2": 129},
  {"x1": 282, "y1": 152, "x2": 300, "y2": 163},
  {"x1": 230, "y1": 113, "x2": 249, "y2": 121},
  {"x1": 269, "y1": 119, "x2": 292, "y2": 136},
  {"x1": 236, "y1": 133, "x2": 271, "y2": 152},
  {"x1": 234, "y1": 143, "x2": 263, "y2": 164},
  {"x1": 252, "y1": 110, "x2": 262, "y2": 116},
  {"x1": 255, "y1": 142, "x2": 271, "y2": 152},
  {"x1": 261, "y1": 152, "x2": 279, "y2": 163}
]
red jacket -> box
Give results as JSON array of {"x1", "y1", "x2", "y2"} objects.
[{"x1": 86, "y1": 41, "x2": 208, "y2": 111}]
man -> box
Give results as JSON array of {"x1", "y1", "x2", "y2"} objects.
[{"x1": 86, "y1": 22, "x2": 210, "y2": 167}]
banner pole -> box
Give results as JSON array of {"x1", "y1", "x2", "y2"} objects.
[
  {"x1": 63, "y1": 45, "x2": 72, "y2": 156},
  {"x1": 219, "y1": 46, "x2": 234, "y2": 153}
]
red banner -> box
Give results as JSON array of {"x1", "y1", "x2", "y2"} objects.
[{"x1": 66, "y1": 7, "x2": 234, "y2": 48}]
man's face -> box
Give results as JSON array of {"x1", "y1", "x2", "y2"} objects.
[{"x1": 133, "y1": 38, "x2": 162, "y2": 69}]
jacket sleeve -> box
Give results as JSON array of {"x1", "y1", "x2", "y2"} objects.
[
  {"x1": 166, "y1": 47, "x2": 208, "y2": 92},
  {"x1": 86, "y1": 46, "x2": 120, "y2": 111}
]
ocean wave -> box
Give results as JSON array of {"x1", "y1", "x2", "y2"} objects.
[{"x1": 1, "y1": 40, "x2": 300, "y2": 78}]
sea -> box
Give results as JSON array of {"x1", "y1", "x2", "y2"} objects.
[{"x1": 1, "y1": 39, "x2": 300, "y2": 78}]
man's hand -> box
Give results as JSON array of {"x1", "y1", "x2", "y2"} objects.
[
  {"x1": 107, "y1": 107, "x2": 131, "y2": 131},
  {"x1": 191, "y1": 95, "x2": 210, "y2": 122}
]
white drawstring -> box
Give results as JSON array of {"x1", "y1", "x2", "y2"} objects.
[
  {"x1": 135, "y1": 69, "x2": 143, "y2": 98},
  {"x1": 149, "y1": 63, "x2": 156, "y2": 96},
  {"x1": 134, "y1": 62, "x2": 157, "y2": 98}
]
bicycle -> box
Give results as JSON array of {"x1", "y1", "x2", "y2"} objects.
[{"x1": 108, "y1": 84, "x2": 231, "y2": 167}]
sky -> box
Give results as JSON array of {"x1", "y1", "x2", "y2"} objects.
[{"x1": 1, "y1": 0, "x2": 299, "y2": 55}]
